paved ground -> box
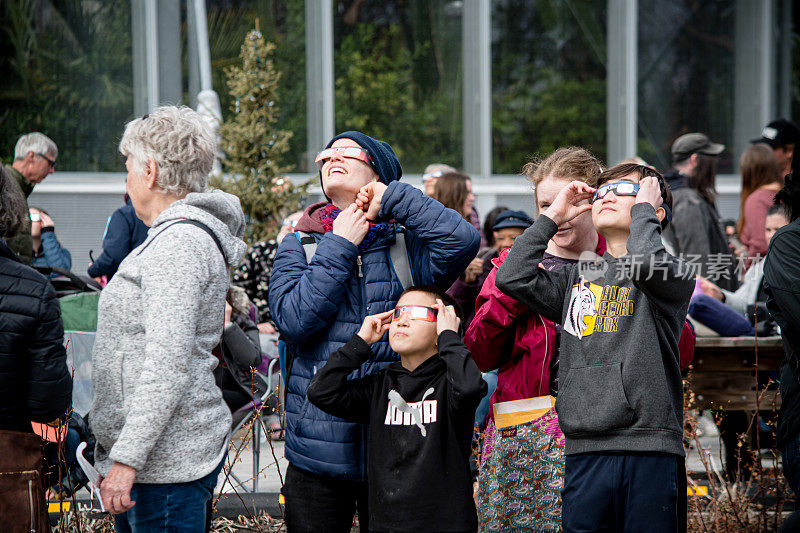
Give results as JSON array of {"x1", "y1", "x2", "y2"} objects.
[{"x1": 73, "y1": 411, "x2": 775, "y2": 517}]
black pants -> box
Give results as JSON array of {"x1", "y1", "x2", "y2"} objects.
[
  {"x1": 282, "y1": 463, "x2": 368, "y2": 533},
  {"x1": 562, "y1": 452, "x2": 685, "y2": 533}
]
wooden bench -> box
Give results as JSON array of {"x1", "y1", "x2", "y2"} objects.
[{"x1": 688, "y1": 336, "x2": 784, "y2": 411}]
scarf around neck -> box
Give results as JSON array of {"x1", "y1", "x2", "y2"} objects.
[{"x1": 320, "y1": 204, "x2": 391, "y2": 252}]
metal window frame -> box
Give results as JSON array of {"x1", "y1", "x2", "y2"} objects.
[
  {"x1": 305, "y1": 1, "x2": 335, "y2": 170},
  {"x1": 607, "y1": 0, "x2": 638, "y2": 166}
]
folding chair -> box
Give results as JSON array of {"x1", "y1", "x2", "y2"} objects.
[{"x1": 227, "y1": 358, "x2": 279, "y2": 492}]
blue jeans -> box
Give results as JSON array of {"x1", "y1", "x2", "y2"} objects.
[
  {"x1": 688, "y1": 294, "x2": 755, "y2": 337},
  {"x1": 114, "y1": 458, "x2": 224, "y2": 532}
]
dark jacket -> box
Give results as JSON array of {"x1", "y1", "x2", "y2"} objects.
[
  {"x1": 0, "y1": 239, "x2": 72, "y2": 432},
  {"x1": 269, "y1": 181, "x2": 481, "y2": 480},
  {"x1": 307, "y1": 332, "x2": 485, "y2": 532},
  {"x1": 87, "y1": 198, "x2": 149, "y2": 279},
  {"x1": 4, "y1": 164, "x2": 34, "y2": 265},
  {"x1": 763, "y1": 219, "x2": 800, "y2": 447},
  {"x1": 662, "y1": 188, "x2": 739, "y2": 291},
  {"x1": 663, "y1": 169, "x2": 687, "y2": 191}
]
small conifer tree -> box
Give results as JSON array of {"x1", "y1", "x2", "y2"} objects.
[{"x1": 212, "y1": 24, "x2": 309, "y2": 244}]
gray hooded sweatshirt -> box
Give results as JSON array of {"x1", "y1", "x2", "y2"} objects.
[
  {"x1": 496, "y1": 204, "x2": 694, "y2": 457},
  {"x1": 92, "y1": 190, "x2": 246, "y2": 483}
]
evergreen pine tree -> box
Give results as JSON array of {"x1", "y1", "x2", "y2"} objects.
[{"x1": 212, "y1": 25, "x2": 309, "y2": 244}]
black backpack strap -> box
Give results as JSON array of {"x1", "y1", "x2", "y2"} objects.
[{"x1": 137, "y1": 219, "x2": 226, "y2": 264}]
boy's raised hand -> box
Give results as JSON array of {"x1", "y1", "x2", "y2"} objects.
[
  {"x1": 356, "y1": 310, "x2": 394, "y2": 345},
  {"x1": 435, "y1": 299, "x2": 461, "y2": 336},
  {"x1": 542, "y1": 180, "x2": 596, "y2": 226},
  {"x1": 635, "y1": 175, "x2": 663, "y2": 210}
]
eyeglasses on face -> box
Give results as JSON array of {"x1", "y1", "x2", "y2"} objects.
[
  {"x1": 315, "y1": 147, "x2": 374, "y2": 170},
  {"x1": 592, "y1": 181, "x2": 639, "y2": 203},
  {"x1": 391, "y1": 305, "x2": 438, "y2": 322},
  {"x1": 422, "y1": 170, "x2": 444, "y2": 182},
  {"x1": 36, "y1": 153, "x2": 55, "y2": 168}
]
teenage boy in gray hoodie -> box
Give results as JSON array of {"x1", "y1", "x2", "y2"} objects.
[{"x1": 496, "y1": 163, "x2": 693, "y2": 532}]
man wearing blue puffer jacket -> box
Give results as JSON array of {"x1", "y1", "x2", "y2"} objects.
[{"x1": 269, "y1": 131, "x2": 480, "y2": 532}]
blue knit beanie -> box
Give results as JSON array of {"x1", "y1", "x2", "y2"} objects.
[{"x1": 319, "y1": 131, "x2": 403, "y2": 199}]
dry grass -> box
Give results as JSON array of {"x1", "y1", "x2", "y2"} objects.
[{"x1": 684, "y1": 377, "x2": 793, "y2": 532}]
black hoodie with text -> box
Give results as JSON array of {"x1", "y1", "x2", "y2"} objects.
[{"x1": 307, "y1": 331, "x2": 486, "y2": 533}]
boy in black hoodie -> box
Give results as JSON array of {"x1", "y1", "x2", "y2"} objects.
[
  {"x1": 496, "y1": 164, "x2": 694, "y2": 532},
  {"x1": 307, "y1": 285, "x2": 486, "y2": 533}
]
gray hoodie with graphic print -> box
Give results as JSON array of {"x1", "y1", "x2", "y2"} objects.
[
  {"x1": 496, "y1": 203, "x2": 694, "y2": 457},
  {"x1": 92, "y1": 190, "x2": 246, "y2": 483}
]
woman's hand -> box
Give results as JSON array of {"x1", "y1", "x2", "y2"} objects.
[
  {"x1": 542, "y1": 181, "x2": 595, "y2": 226},
  {"x1": 100, "y1": 462, "x2": 137, "y2": 515},
  {"x1": 435, "y1": 299, "x2": 460, "y2": 336},
  {"x1": 332, "y1": 203, "x2": 370, "y2": 246},
  {"x1": 463, "y1": 257, "x2": 483, "y2": 284},
  {"x1": 698, "y1": 276, "x2": 724, "y2": 301},
  {"x1": 356, "y1": 182, "x2": 388, "y2": 220},
  {"x1": 257, "y1": 322, "x2": 277, "y2": 334},
  {"x1": 39, "y1": 212, "x2": 55, "y2": 228},
  {"x1": 635, "y1": 175, "x2": 664, "y2": 210},
  {"x1": 357, "y1": 310, "x2": 393, "y2": 345}
]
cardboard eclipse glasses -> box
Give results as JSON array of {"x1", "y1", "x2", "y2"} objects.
[
  {"x1": 592, "y1": 181, "x2": 640, "y2": 202},
  {"x1": 592, "y1": 181, "x2": 672, "y2": 222},
  {"x1": 315, "y1": 147, "x2": 374, "y2": 170},
  {"x1": 392, "y1": 305, "x2": 438, "y2": 322}
]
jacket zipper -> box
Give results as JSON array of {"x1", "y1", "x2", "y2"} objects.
[
  {"x1": 355, "y1": 253, "x2": 367, "y2": 478},
  {"x1": 29, "y1": 479, "x2": 36, "y2": 532}
]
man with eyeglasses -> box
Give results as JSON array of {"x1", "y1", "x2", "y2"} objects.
[{"x1": 4, "y1": 132, "x2": 58, "y2": 264}]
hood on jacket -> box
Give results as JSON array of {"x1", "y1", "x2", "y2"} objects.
[
  {"x1": 150, "y1": 189, "x2": 247, "y2": 267},
  {"x1": 294, "y1": 202, "x2": 328, "y2": 234}
]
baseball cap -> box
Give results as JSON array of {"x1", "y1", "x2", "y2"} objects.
[
  {"x1": 493, "y1": 210, "x2": 534, "y2": 231},
  {"x1": 750, "y1": 119, "x2": 800, "y2": 148},
  {"x1": 671, "y1": 133, "x2": 725, "y2": 161}
]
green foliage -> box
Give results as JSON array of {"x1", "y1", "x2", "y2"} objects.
[
  {"x1": 206, "y1": 1, "x2": 307, "y2": 172},
  {"x1": 493, "y1": 68, "x2": 606, "y2": 172},
  {"x1": 0, "y1": 0, "x2": 133, "y2": 170},
  {"x1": 211, "y1": 27, "x2": 310, "y2": 245},
  {"x1": 333, "y1": 23, "x2": 461, "y2": 172}
]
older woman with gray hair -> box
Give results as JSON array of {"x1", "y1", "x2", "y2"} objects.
[{"x1": 91, "y1": 106, "x2": 246, "y2": 530}]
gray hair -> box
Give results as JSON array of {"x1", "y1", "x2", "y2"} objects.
[
  {"x1": 14, "y1": 132, "x2": 58, "y2": 160},
  {"x1": 0, "y1": 166, "x2": 28, "y2": 238},
  {"x1": 119, "y1": 105, "x2": 216, "y2": 196}
]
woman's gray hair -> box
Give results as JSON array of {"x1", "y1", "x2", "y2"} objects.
[
  {"x1": 0, "y1": 166, "x2": 28, "y2": 238},
  {"x1": 14, "y1": 132, "x2": 58, "y2": 160},
  {"x1": 119, "y1": 105, "x2": 216, "y2": 196}
]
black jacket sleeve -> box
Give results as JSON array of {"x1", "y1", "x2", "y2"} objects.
[
  {"x1": 495, "y1": 215, "x2": 573, "y2": 323},
  {"x1": 764, "y1": 227, "x2": 800, "y2": 362},
  {"x1": 307, "y1": 335, "x2": 379, "y2": 424},
  {"x1": 221, "y1": 320, "x2": 262, "y2": 368},
  {"x1": 438, "y1": 330, "x2": 487, "y2": 413},
  {"x1": 27, "y1": 281, "x2": 72, "y2": 422}
]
